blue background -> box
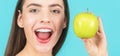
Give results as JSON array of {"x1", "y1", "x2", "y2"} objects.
[{"x1": 0, "y1": 0, "x2": 120, "y2": 56}]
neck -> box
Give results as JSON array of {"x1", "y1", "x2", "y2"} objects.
[{"x1": 16, "y1": 42, "x2": 52, "y2": 56}]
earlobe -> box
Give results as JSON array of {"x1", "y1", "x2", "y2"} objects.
[
  {"x1": 17, "y1": 10, "x2": 24, "y2": 28},
  {"x1": 63, "y1": 18, "x2": 67, "y2": 29}
]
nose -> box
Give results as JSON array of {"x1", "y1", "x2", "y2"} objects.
[
  {"x1": 40, "y1": 19, "x2": 50, "y2": 23},
  {"x1": 39, "y1": 12, "x2": 51, "y2": 23}
]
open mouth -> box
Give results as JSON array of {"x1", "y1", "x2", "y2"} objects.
[{"x1": 35, "y1": 28, "x2": 53, "y2": 43}]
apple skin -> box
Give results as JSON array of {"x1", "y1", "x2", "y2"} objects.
[{"x1": 73, "y1": 12, "x2": 99, "y2": 38}]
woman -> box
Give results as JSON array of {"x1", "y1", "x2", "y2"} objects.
[{"x1": 5, "y1": 0, "x2": 108, "y2": 56}]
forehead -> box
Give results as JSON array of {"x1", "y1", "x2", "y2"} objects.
[{"x1": 23, "y1": 0, "x2": 64, "y2": 8}]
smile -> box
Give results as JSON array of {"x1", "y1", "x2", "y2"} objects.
[{"x1": 34, "y1": 28, "x2": 53, "y2": 43}]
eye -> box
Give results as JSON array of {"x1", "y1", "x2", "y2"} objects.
[
  {"x1": 51, "y1": 9, "x2": 60, "y2": 14},
  {"x1": 29, "y1": 9, "x2": 39, "y2": 13}
]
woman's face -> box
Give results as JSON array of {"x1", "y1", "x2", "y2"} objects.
[{"x1": 17, "y1": 0, "x2": 66, "y2": 53}]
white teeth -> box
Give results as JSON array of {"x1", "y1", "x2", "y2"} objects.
[{"x1": 36, "y1": 29, "x2": 52, "y2": 33}]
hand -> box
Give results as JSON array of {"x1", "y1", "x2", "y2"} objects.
[{"x1": 82, "y1": 17, "x2": 108, "y2": 56}]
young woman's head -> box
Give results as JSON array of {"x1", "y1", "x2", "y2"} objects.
[{"x1": 5, "y1": 0, "x2": 69, "y2": 56}]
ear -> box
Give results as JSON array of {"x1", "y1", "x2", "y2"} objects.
[
  {"x1": 17, "y1": 10, "x2": 24, "y2": 28},
  {"x1": 63, "y1": 18, "x2": 67, "y2": 29}
]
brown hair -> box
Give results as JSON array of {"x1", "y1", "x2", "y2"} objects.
[{"x1": 5, "y1": 0, "x2": 69, "y2": 56}]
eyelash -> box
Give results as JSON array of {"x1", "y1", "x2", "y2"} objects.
[
  {"x1": 51, "y1": 9, "x2": 60, "y2": 14},
  {"x1": 29, "y1": 9, "x2": 39, "y2": 13},
  {"x1": 29, "y1": 8, "x2": 60, "y2": 14}
]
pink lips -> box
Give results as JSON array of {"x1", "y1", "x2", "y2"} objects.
[{"x1": 34, "y1": 28, "x2": 53, "y2": 43}]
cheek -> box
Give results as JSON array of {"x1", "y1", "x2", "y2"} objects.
[
  {"x1": 22, "y1": 14, "x2": 37, "y2": 39},
  {"x1": 51, "y1": 16, "x2": 65, "y2": 46},
  {"x1": 23, "y1": 14, "x2": 36, "y2": 28},
  {"x1": 53, "y1": 16, "x2": 65, "y2": 31}
]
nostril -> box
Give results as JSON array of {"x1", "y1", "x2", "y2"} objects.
[
  {"x1": 40, "y1": 20, "x2": 50, "y2": 23},
  {"x1": 40, "y1": 21, "x2": 44, "y2": 23},
  {"x1": 48, "y1": 21, "x2": 50, "y2": 23}
]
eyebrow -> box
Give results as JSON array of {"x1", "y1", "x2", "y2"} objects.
[
  {"x1": 26, "y1": 3, "x2": 63, "y2": 8},
  {"x1": 49, "y1": 4, "x2": 63, "y2": 8},
  {"x1": 27, "y1": 3, "x2": 42, "y2": 8}
]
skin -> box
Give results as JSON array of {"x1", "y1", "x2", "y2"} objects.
[
  {"x1": 17, "y1": 0, "x2": 66, "y2": 56},
  {"x1": 16, "y1": 0, "x2": 108, "y2": 56},
  {"x1": 82, "y1": 17, "x2": 108, "y2": 56}
]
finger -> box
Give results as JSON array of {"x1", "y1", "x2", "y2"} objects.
[
  {"x1": 97, "y1": 17, "x2": 104, "y2": 34},
  {"x1": 97, "y1": 17, "x2": 106, "y2": 39},
  {"x1": 82, "y1": 39, "x2": 98, "y2": 55},
  {"x1": 96, "y1": 17, "x2": 107, "y2": 48}
]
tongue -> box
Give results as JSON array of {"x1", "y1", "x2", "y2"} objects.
[{"x1": 37, "y1": 32, "x2": 50, "y2": 40}]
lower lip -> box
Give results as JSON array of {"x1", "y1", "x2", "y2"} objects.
[{"x1": 37, "y1": 37, "x2": 51, "y2": 43}]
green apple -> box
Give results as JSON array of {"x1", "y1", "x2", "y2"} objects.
[{"x1": 73, "y1": 12, "x2": 98, "y2": 38}]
